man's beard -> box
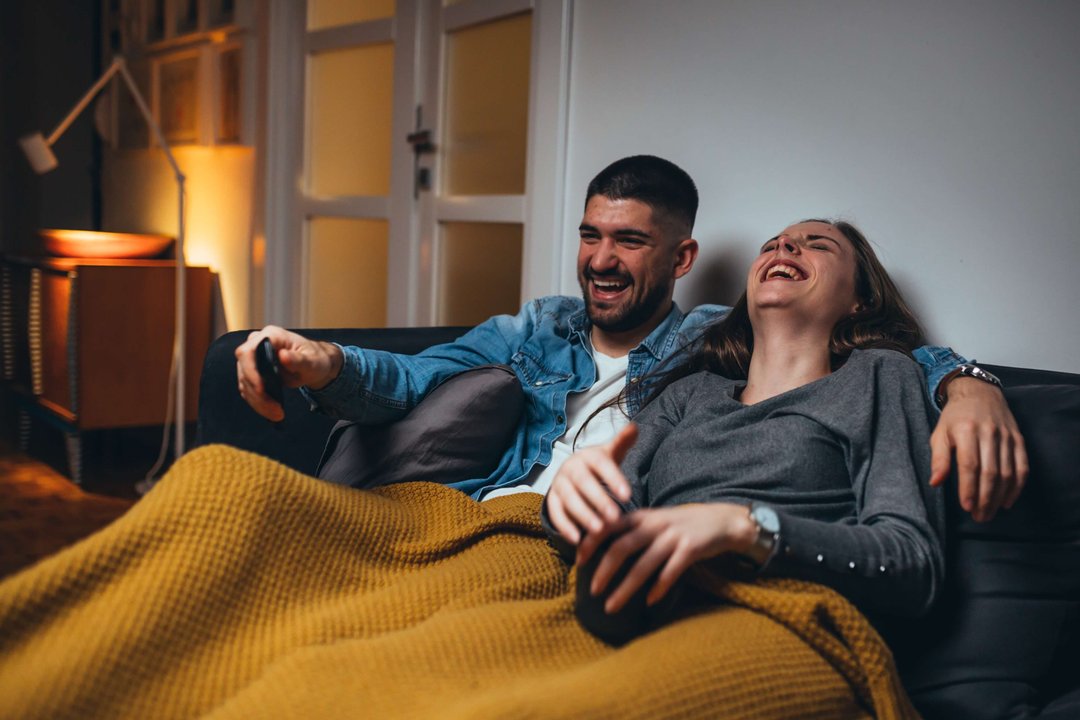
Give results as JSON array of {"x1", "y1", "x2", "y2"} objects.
[{"x1": 580, "y1": 269, "x2": 672, "y2": 334}]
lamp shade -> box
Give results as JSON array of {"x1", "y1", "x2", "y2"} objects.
[{"x1": 18, "y1": 132, "x2": 59, "y2": 174}]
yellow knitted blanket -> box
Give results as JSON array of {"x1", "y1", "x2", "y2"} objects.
[{"x1": 0, "y1": 446, "x2": 917, "y2": 719}]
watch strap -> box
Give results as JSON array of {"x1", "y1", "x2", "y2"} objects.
[{"x1": 935, "y1": 364, "x2": 1003, "y2": 406}]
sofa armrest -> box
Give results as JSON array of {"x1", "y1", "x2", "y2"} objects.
[{"x1": 195, "y1": 327, "x2": 470, "y2": 475}]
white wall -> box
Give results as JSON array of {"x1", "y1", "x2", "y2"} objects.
[{"x1": 560, "y1": 0, "x2": 1080, "y2": 373}]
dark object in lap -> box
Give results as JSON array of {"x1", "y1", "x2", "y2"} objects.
[{"x1": 574, "y1": 531, "x2": 684, "y2": 646}]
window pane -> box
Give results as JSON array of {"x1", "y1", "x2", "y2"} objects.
[
  {"x1": 306, "y1": 217, "x2": 388, "y2": 328},
  {"x1": 308, "y1": 43, "x2": 394, "y2": 197},
  {"x1": 443, "y1": 13, "x2": 531, "y2": 195},
  {"x1": 437, "y1": 222, "x2": 522, "y2": 325},
  {"x1": 308, "y1": 0, "x2": 395, "y2": 30}
]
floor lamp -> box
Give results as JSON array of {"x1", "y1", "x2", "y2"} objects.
[{"x1": 19, "y1": 55, "x2": 189, "y2": 459}]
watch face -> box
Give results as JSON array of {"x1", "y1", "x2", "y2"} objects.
[{"x1": 752, "y1": 505, "x2": 780, "y2": 534}]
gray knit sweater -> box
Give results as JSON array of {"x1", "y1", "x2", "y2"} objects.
[{"x1": 619, "y1": 348, "x2": 945, "y2": 618}]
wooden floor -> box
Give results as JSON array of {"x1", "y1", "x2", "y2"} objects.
[{"x1": 0, "y1": 444, "x2": 136, "y2": 579}]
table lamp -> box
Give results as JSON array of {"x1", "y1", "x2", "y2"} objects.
[{"x1": 19, "y1": 55, "x2": 189, "y2": 459}]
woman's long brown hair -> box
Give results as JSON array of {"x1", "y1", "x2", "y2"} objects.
[{"x1": 574, "y1": 219, "x2": 924, "y2": 447}]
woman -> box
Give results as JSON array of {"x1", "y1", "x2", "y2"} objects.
[{"x1": 544, "y1": 219, "x2": 945, "y2": 641}]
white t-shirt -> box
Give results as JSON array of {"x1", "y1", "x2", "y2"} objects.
[{"x1": 480, "y1": 348, "x2": 630, "y2": 501}]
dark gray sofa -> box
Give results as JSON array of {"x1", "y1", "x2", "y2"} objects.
[{"x1": 197, "y1": 328, "x2": 1080, "y2": 720}]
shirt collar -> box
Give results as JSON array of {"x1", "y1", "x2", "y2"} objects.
[
  {"x1": 638, "y1": 302, "x2": 686, "y2": 360},
  {"x1": 571, "y1": 302, "x2": 686, "y2": 360}
]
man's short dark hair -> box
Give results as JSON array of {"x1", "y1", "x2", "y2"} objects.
[{"x1": 585, "y1": 155, "x2": 698, "y2": 239}]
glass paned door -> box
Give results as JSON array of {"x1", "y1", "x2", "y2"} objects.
[
  {"x1": 301, "y1": 1, "x2": 403, "y2": 328},
  {"x1": 271, "y1": 0, "x2": 566, "y2": 330},
  {"x1": 418, "y1": 1, "x2": 533, "y2": 326}
]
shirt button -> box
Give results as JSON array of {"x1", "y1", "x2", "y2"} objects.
[
  {"x1": 556, "y1": 415, "x2": 564, "y2": 424},
  {"x1": 534, "y1": 381, "x2": 543, "y2": 386},
  {"x1": 816, "y1": 554, "x2": 825, "y2": 563},
  {"x1": 878, "y1": 565, "x2": 887, "y2": 574},
  {"x1": 848, "y1": 561, "x2": 857, "y2": 571},
  {"x1": 630, "y1": 376, "x2": 639, "y2": 383}
]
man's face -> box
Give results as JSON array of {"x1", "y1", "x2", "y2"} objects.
[{"x1": 577, "y1": 195, "x2": 685, "y2": 334}]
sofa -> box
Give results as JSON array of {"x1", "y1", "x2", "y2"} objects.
[{"x1": 198, "y1": 328, "x2": 1080, "y2": 720}]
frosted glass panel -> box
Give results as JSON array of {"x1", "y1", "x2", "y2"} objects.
[
  {"x1": 308, "y1": 44, "x2": 394, "y2": 197},
  {"x1": 444, "y1": 13, "x2": 531, "y2": 195},
  {"x1": 307, "y1": 218, "x2": 388, "y2": 328},
  {"x1": 438, "y1": 222, "x2": 522, "y2": 325},
  {"x1": 309, "y1": 0, "x2": 395, "y2": 29}
]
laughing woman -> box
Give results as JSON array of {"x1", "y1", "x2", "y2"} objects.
[{"x1": 544, "y1": 219, "x2": 945, "y2": 642}]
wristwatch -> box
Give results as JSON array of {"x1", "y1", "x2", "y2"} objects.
[
  {"x1": 935, "y1": 364, "x2": 1003, "y2": 406},
  {"x1": 744, "y1": 503, "x2": 781, "y2": 569}
]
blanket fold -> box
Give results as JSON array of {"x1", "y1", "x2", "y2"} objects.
[{"x1": 0, "y1": 445, "x2": 916, "y2": 719}]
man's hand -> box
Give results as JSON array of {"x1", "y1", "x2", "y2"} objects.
[
  {"x1": 586, "y1": 503, "x2": 756, "y2": 614},
  {"x1": 930, "y1": 377, "x2": 1028, "y2": 522},
  {"x1": 235, "y1": 325, "x2": 343, "y2": 421},
  {"x1": 545, "y1": 424, "x2": 638, "y2": 546}
]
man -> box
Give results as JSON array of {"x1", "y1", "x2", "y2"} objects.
[{"x1": 237, "y1": 155, "x2": 1026, "y2": 522}]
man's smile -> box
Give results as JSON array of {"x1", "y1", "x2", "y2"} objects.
[{"x1": 586, "y1": 270, "x2": 632, "y2": 302}]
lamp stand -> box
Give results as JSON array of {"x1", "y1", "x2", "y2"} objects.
[{"x1": 19, "y1": 55, "x2": 189, "y2": 458}]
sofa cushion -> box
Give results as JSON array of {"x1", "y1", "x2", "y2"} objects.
[
  {"x1": 898, "y1": 383, "x2": 1080, "y2": 719},
  {"x1": 315, "y1": 365, "x2": 524, "y2": 489}
]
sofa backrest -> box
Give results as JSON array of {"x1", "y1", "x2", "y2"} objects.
[{"x1": 196, "y1": 327, "x2": 469, "y2": 475}]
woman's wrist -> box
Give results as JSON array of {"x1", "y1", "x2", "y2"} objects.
[
  {"x1": 704, "y1": 503, "x2": 759, "y2": 555},
  {"x1": 733, "y1": 505, "x2": 761, "y2": 554}
]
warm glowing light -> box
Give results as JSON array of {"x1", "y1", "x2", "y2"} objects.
[
  {"x1": 252, "y1": 234, "x2": 266, "y2": 268},
  {"x1": 38, "y1": 229, "x2": 174, "y2": 258}
]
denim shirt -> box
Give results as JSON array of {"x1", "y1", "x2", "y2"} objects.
[{"x1": 303, "y1": 296, "x2": 965, "y2": 498}]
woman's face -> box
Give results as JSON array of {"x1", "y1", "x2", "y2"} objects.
[{"x1": 746, "y1": 221, "x2": 861, "y2": 328}]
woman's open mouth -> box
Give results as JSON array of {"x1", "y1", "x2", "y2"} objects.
[{"x1": 761, "y1": 261, "x2": 808, "y2": 282}]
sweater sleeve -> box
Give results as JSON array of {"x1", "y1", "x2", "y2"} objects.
[
  {"x1": 761, "y1": 353, "x2": 946, "y2": 618},
  {"x1": 620, "y1": 374, "x2": 691, "y2": 510}
]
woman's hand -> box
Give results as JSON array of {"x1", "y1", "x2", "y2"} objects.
[
  {"x1": 545, "y1": 424, "x2": 639, "y2": 545},
  {"x1": 235, "y1": 325, "x2": 343, "y2": 421},
  {"x1": 585, "y1": 503, "x2": 758, "y2": 614}
]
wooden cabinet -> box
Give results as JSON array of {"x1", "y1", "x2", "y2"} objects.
[{"x1": 1, "y1": 256, "x2": 212, "y2": 481}]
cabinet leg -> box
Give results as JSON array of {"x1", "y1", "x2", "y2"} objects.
[
  {"x1": 65, "y1": 432, "x2": 83, "y2": 485},
  {"x1": 17, "y1": 409, "x2": 31, "y2": 452}
]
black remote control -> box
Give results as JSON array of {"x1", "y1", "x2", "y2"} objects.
[{"x1": 255, "y1": 338, "x2": 284, "y2": 408}]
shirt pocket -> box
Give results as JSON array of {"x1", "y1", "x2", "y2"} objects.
[{"x1": 511, "y1": 348, "x2": 572, "y2": 388}]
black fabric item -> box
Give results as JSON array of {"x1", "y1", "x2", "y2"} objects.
[
  {"x1": 315, "y1": 365, "x2": 524, "y2": 489},
  {"x1": 896, "y1": 384, "x2": 1080, "y2": 720}
]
